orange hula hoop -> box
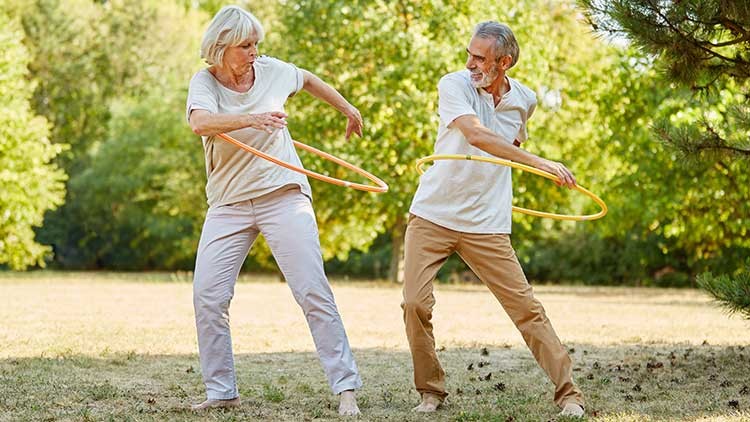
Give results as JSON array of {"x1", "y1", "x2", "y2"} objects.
[{"x1": 216, "y1": 132, "x2": 388, "y2": 193}]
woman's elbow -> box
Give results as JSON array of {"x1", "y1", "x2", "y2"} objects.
[{"x1": 190, "y1": 120, "x2": 210, "y2": 136}]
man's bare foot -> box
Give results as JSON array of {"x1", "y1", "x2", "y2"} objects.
[
  {"x1": 412, "y1": 393, "x2": 442, "y2": 412},
  {"x1": 559, "y1": 402, "x2": 584, "y2": 417},
  {"x1": 190, "y1": 397, "x2": 240, "y2": 411},
  {"x1": 338, "y1": 390, "x2": 361, "y2": 416}
]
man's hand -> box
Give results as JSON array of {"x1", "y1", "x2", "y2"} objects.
[
  {"x1": 345, "y1": 106, "x2": 363, "y2": 140},
  {"x1": 247, "y1": 111, "x2": 288, "y2": 133},
  {"x1": 537, "y1": 158, "x2": 577, "y2": 188}
]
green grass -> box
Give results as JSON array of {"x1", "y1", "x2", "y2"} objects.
[{"x1": 1, "y1": 271, "x2": 749, "y2": 421}]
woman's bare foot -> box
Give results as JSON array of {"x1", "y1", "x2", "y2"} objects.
[
  {"x1": 338, "y1": 390, "x2": 361, "y2": 416},
  {"x1": 190, "y1": 397, "x2": 240, "y2": 411}
]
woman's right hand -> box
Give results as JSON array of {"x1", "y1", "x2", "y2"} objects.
[{"x1": 247, "y1": 111, "x2": 288, "y2": 133}]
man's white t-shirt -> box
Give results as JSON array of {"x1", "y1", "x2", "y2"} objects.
[
  {"x1": 186, "y1": 56, "x2": 311, "y2": 207},
  {"x1": 409, "y1": 70, "x2": 537, "y2": 234}
]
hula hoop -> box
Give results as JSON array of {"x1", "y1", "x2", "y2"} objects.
[
  {"x1": 217, "y1": 132, "x2": 388, "y2": 193},
  {"x1": 415, "y1": 154, "x2": 607, "y2": 221}
]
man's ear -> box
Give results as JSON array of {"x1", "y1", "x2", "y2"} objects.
[{"x1": 499, "y1": 55, "x2": 513, "y2": 71}]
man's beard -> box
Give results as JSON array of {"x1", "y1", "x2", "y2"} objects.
[{"x1": 470, "y1": 67, "x2": 499, "y2": 88}]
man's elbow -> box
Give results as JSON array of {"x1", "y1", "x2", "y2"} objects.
[{"x1": 464, "y1": 128, "x2": 484, "y2": 148}]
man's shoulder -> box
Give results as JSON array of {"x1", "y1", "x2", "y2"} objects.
[
  {"x1": 440, "y1": 69, "x2": 471, "y2": 83},
  {"x1": 439, "y1": 70, "x2": 473, "y2": 91},
  {"x1": 507, "y1": 76, "x2": 536, "y2": 102}
]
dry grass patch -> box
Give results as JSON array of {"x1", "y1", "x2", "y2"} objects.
[{"x1": 1, "y1": 272, "x2": 749, "y2": 421}]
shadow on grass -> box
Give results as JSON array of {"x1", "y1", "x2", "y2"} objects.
[{"x1": 1, "y1": 344, "x2": 749, "y2": 421}]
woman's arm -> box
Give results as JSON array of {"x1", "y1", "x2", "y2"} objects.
[
  {"x1": 189, "y1": 109, "x2": 289, "y2": 137},
  {"x1": 300, "y1": 69, "x2": 363, "y2": 139}
]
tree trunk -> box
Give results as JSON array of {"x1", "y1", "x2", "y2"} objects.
[{"x1": 388, "y1": 215, "x2": 407, "y2": 283}]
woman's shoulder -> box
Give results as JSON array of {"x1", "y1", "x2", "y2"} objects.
[
  {"x1": 189, "y1": 68, "x2": 218, "y2": 88},
  {"x1": 255, "y1": 55, "x2": 295, "y2": 70}
]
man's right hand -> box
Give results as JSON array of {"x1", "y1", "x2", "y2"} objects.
[{"x1": 537, "y1": 159, "x2": 576, "y2": 188}]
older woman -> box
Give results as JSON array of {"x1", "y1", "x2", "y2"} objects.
[{"x1": 186, "y1": 6, "x2": 362, "y2": 415}]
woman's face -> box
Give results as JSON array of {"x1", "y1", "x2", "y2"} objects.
[{"x1": 222, "y1": 38, "x2": 259, "y2": 74}]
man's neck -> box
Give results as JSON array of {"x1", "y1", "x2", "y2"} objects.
[{"x1": 484, "y1": 74, "x2": 510, "y2": 106}]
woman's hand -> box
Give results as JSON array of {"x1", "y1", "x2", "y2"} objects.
[
  {"x1": 345, "y1": 106, "x2": 363, "y2": 140},
  {"x1": 247, "y1": 111, "x2": 288, "y2": 133}
]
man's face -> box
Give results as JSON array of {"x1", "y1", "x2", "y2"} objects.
[{"x1": 465, "y1": 36, "x2": 502, "y2": 88}]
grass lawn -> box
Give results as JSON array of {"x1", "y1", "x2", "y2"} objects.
[{"x1": 1, "y1": 272, "x2": 749, "y2": 421}]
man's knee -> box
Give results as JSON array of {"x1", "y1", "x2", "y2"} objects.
[
  {"x1": 506, "y1": 296, "x2": 547, "y2": 328},
  {"x1": 401, "y1": 297, "x2": 432, "y2": 319}
]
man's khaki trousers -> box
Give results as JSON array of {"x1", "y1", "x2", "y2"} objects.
[{"x1": 401, "y1": 215, "x2": 584, "y2": 408}]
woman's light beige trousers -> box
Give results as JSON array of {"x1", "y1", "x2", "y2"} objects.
[{"x1": 193, "y1": 185, "x2": 361, "y2": 400}]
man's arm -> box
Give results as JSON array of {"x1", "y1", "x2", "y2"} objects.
[
  {"x1": 301, "y1": 69, "x2": 363, "y2": 140},
  {"x1": 450, "y1": 115, "x2": 576, "y2": 187}
]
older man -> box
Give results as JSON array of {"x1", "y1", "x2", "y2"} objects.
[{"x1": 402, "y1": 22, "x2": 585, "y2": 417}]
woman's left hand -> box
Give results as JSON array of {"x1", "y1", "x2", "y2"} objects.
[{"x1": 345, "y1": 106, "x2": 363, "y2": 140}]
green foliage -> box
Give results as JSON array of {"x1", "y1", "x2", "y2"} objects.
[
  {"x1": 578, "y1": 0, "x2": 750, "y2": 300},
  {"x1": 62, "y1": 92, "x2": 206, "y2": 269},
  {"x1": 0, "y1": 6, "x2": 66, "y2": 269},
  {"x1": 698, "y1": 261, "x2": 750, "y2": 319},
  {"x1": 578, "y1": 0, "x2": 750, "y2": 162},
  {"x1": 3, "y1": 0, "x2": 744, "y2": 283},
  {"x1": 578, "y1": 0, "x2": 750, "y2": 88},
  {"x1": 31, "y1": 1, "x2": 209, "y2": 269},
  {"x1": 12, "y1": 0, "x2": 111, "y2": 172}
]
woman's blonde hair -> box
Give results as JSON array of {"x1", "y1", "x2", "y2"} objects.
[{"x1": 200, "y1": 5, "x2": 264, "y2": 66}]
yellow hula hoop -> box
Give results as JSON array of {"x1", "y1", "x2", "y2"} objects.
[
  {"x1": 415, "y1": 154, "x2": 607, "y2": 221},
  {"x1": 218, "y1": 132, "x2": 388, "y2": 193}
]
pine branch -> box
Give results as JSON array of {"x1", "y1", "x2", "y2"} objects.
[
  {"x1": 698, "y1": 265, "x2": 750, "y2": 319},
  {"x1": 653, "y1": 117, "x2": 750, "y2": 161},
  {"x1": 644, "y1": 0, "x2": 747, "y2": 66}
]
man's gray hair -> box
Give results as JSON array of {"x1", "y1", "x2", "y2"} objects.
[
  {"x1": 473, "y1": 21, "x2": 520, "y2": 68},
  {"x1": 200, "y1": 5, "x2": 265, "y2": 66}
]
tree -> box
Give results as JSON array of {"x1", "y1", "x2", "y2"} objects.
[
  {"x1": 14, "y1": 0, "x2": 210, "y2": 269},
  {"x1": 579, "y1": 0, "x2": 750, "y2": 309},
  {"x1": 43, "y1": 1, "x2": 209, "y2": 269},
  {"x1": 0, "y1": 5, "x2": 66, "y2": 269},
  {"x1": 578, "y1": 0, "x2": 749, "y2": 159}
]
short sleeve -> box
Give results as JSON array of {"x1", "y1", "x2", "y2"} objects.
[
  {"x1": 186, "y1": 71, "x2": 219, "y2": 123},
  {"x1": 516, "y1": 92, "x2": 537, "y2": 144},
  {"x1": 437, "y1": 75, "x2": 477, "y2": 126},
  {"x1": 265, "y1": 56, "x2": 304, "y2": 98}
]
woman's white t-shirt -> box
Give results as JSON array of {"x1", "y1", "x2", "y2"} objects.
[{"x1": 186, "y1": 56, "x2": 311, "y2": 207}]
